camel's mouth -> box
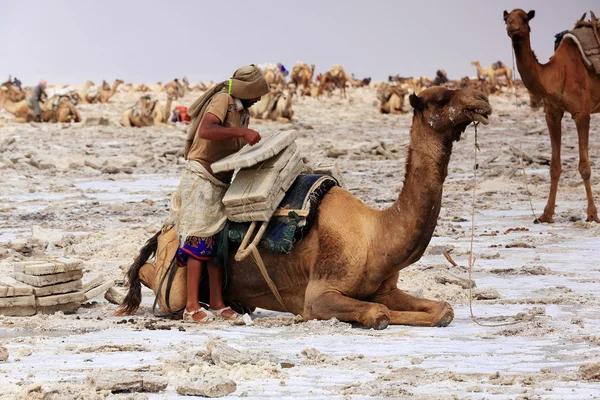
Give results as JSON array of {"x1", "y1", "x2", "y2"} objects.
[{"x1": 465, "y1": 107, "x2": 491, "y2": 125}]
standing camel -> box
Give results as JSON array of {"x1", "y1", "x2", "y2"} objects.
[
  {"x1": 118, "y1": 87, "x2": 492, "y2": 329},
  {"x1": 505, "y1": 9, "x2": 600, "y2": 223}
]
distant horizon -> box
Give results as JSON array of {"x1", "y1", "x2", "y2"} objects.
[{"x1": 1, "y1": 0, "x2": 596, "y2": 86}]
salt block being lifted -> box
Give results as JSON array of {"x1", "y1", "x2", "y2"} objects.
[
  {"x1": 211, "y1": 130, "x2": 297, "y2": 173},
  {"x1": 223, "y1": 147, "x2": 302, "y2": 207}
]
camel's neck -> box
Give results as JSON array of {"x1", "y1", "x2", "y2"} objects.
[
  {"x1": 111, "y1": 82, "x2": 120, "y2": 94},
  {"x1": 512, "y1": 35, "x2": 546, "y2": 95},
  {"x1": 474, "y1": 63, "x2": 484, "y2": 74},
  {"x1": 165, "y1": 97, "x2": 173, "y2": 119},
  {"x1": 379, "y1": 121, "x2": 452, "y2": 270}
]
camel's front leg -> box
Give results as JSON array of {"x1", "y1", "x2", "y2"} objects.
[
  {"x1": 539, "y1": 106, "x2": 564, "y2": 223},
  {"x1": 368, "y1": 287, "x2": 454, "y2": 327},
  {"x1": 304, "y1": 287, "x2": 391, "y2": 330}
]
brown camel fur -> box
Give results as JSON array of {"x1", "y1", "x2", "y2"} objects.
[
  {"x1": 120, "y1": 96, "x2": 155, "y2": 127},
  {"x1": 164, "y1": 80, "x2": 185, "y2": 100},
  {"x1": 118, "y1": 87, "x2": 491, "y2": 329},
  {"x1": 291, "y1": 63, "x2": 315, "y2": 96},
  {"x1": 505, "y1": 9, "x2": 600, "y2": 223},
  {"x1": 99, "y1": 79, "x2": 124, "y2": 103}
]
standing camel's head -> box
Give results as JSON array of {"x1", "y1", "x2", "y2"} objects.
[
  {"x1": 504, "y1": 9, "x2": 535, "y2": 40},
  {"x1": 470, "y1": 61, "x2": 480, "y2": 67},
  {"x1": 409, "y1": 87, "x2": 491, "y2": 141}
]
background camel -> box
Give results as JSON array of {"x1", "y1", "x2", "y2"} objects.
[
  {"x1": 80, "y1": 81, "x2": 100, "y2": 104},
  {"x1": 505, "y1": 9, "x2": 600, "y2": 223},
  {"x1": 249, "y1": 88, "x2": 294, "y2": 122},
  {"x1": 459, "y1": 76, "x2": 491, "y2": 97},
  {"x1": 99, "y1": 79, "x2": 124, "y2": 103},
  {"x1": 317, "y1": 65, "x2": 362, "y2": 99},
  {"x1": 152, "y1": 89, "x2": 177, "y2": 125},
  {"x1": 290, "y1": 62, "x2": 315, "y2": 96},
  {"x1": 262, "y1": 63, "x2": 286, "y2": 88},
  {"x1": 120, "y1": 96, "x2": 155, "y2": 127},
  {"x1": 471, "y1": 61, "x2": 514, "y2": 90},
  {"x1": 1, "y1": 82, "x2": 80, "y2": 123},
  {"x1": 119, "y1": 87, "x2": 491, "y2": 330},
  {"x1": 377, "y1": 83, "x2": 408, "y2": 114}
]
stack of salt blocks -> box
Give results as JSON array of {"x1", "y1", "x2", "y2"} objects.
[
  {"x1": 212, "y1": 130, "x2": 302, "y2": 223},
  {"x1": 0, "y1": 258, "x2": 114, "y2": 316}
]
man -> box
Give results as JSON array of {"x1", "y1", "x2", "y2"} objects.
[
  {"x1": 170, "y1": 65, "x2": 269, "y2": 323},
  {"x1": 29, "y1": 80, "x2": 47, "y2": 121},
  {"x1": 12, "y1": 77, "x2": 22, "y2": 90}
]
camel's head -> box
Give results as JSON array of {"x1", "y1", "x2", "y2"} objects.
[
  {"x1": 409, "y1": 87, "x2": 492, "y2": 141},
  {"x1": 504, "y1": 9, "x2": 534, "y2": 40},
  {"x1": 277, "y1": 90, "x2": 294, "y2": 119}
]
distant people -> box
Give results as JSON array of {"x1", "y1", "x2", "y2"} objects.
[
  {"x1": 12, "y1": 77, "x2": 22, "y2": 90},
  {"x1": 29, "y1": 80, "x2": 47, "y2": 122}
]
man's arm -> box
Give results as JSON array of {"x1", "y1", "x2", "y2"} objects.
[{"x1": 198, "y1": 113, "x2": 261, "y2": 145}]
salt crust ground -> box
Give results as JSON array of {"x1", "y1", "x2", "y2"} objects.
[{"x1": 1, "y1": 86, "x2": 600, "y2": 399}]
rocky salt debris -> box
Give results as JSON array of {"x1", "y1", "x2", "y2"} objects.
[
  {"x1": 0, "y1": 345, "x2": 8, "y2": 362},
  {"x1": 104, "y1": 286, "x2": 126, "y2": 305},
  {"x1": 86, "y1": 371, "x2": 167, "y2": 393},
  {"x1": 205, "y1": 337, "x2": 255, "y2": 366},
  {"x1": 579, "y1": 363, "x2": 600, "y2": 381},
  {"x1": 176, "y1": 377, "x2": 237, "y2": 398}
]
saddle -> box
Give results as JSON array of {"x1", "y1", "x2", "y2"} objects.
[{"x1": 556, "y1": 11, "x2": 600, "y2": 75}]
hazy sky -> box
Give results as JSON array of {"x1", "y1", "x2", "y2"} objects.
[{"x1": 1, "y1": 0, "x2": 596, "y2": 85}]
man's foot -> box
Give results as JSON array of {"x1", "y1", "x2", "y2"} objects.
[
  {"x1": 210, "y1": 306, "x2": 241, "y2": 321},
  {"x1": 183, "y1": 307, "x2": 215, "y2": 323}
]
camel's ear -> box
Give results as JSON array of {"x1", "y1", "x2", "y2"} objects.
[
  {"x1": 527, "y1": 10, "x2": 535, "y2": 21},
  {"x1": 503, "y1": 10, "x2": 508, "y2": 21},
  {"x1": 409, "y1": 94, "x2": 424, "y2": 112}
]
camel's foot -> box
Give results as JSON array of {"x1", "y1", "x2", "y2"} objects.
[
  {"x1": 536, "y1": 213, "x2": 554, "y2": 224},
  {"x1": 361, "y1": 306, "x2": 391, "y2": 330},
  {"x1": 432, "y1": 302, "x2": 454, "y2": 327},
  {"x1": 586, "y1": 212, "x2": 600, "y2": 223}
]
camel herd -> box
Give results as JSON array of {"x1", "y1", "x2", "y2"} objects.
[{"x1": 1, "y1": 58, "x2": 520, "y2": 126}]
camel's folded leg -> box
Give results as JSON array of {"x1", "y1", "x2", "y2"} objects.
[
  {"x1": 305, "y1": 288, "x2": 391, "y2": 330},
  {"x1": 368, "y1": 287, "x2": 454, "y2": 327}
]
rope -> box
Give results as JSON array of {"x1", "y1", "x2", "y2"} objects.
[
  {"x1": 467, "y1": 122, "x2": 534, "y2": 327},
  {"x1": 512, "y1": 48, "x2": 539, "y2": 222}
]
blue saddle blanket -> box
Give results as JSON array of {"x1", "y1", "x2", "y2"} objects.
[{"x1": 225, "y1": 174, "x2": 338, "y2": 255}]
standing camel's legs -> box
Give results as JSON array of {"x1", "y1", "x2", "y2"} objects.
[
  {"x1": 304, "y1": 286, "x2": 391, "y2": 330},
  {"x1": 367, "y1": 275, "x2": 454, "y2": 327},
  {"x1": 574, "y1": 113, "x2": 600, "y2": 222},
  {"x1": 538, "y1": 106, "x2": 564, "y2": 223}
]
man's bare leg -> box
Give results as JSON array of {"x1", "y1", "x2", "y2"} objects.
[
  {"x1": 207, "y1": 261, "x2": 238, "y2": 319},
  {"x1": 185, "y1": 258, "x2": 211, "y2": 321}
]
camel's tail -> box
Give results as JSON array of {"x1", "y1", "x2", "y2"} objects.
[{"x1": 116, "y1": 230, "x2": 161, "y2": 315}]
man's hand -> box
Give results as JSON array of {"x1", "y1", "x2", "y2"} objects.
[{"x1": 243, "y1": 129, "x2": 261, "y2": 146}]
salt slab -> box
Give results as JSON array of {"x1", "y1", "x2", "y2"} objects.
[
  {"x1": 13, "y1": 270, "x2": 83, "y2": 287},
  {"x1": 13, "y1": 258, "x2": 83, "y2": 276},
  {"x1": 82, "y1": 273, "x2": 106, "y2": 292},
  {"x1": 37, "y1": 302, "x2": 80, "y2": 315},
  {"x1": 211, "y1": 130, "x2": 297, "y2": 173},
  {"x1": 0, "y1": 276, "x2": 34, "y2": 298},
  {"x1": 35, "y1": 291, "x2": 84, "y2": 307},
  {"x1": 223, "y1": 149, "x2": 302, "y2": 207},
  {"x1": 32, "y1": 279, "x2": 82, "y2": 297},
  {"x1": 0, "y1": 294, "x2": 35, "y2": 308},
  {"x1": 84, "y1": 280, "x2": 115, "y2": 301}
]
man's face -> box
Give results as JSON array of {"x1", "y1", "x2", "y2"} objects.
[{"x1": 241, "y1": 97, "x2": 261, "y2": 109}]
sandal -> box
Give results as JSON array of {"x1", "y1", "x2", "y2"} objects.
[
  {"x1": 209, "y1": 306, "x2": 241, "y2": 321},
  {"x1": 183, "y1": 307, "x2": 215, "y2": 323}
]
